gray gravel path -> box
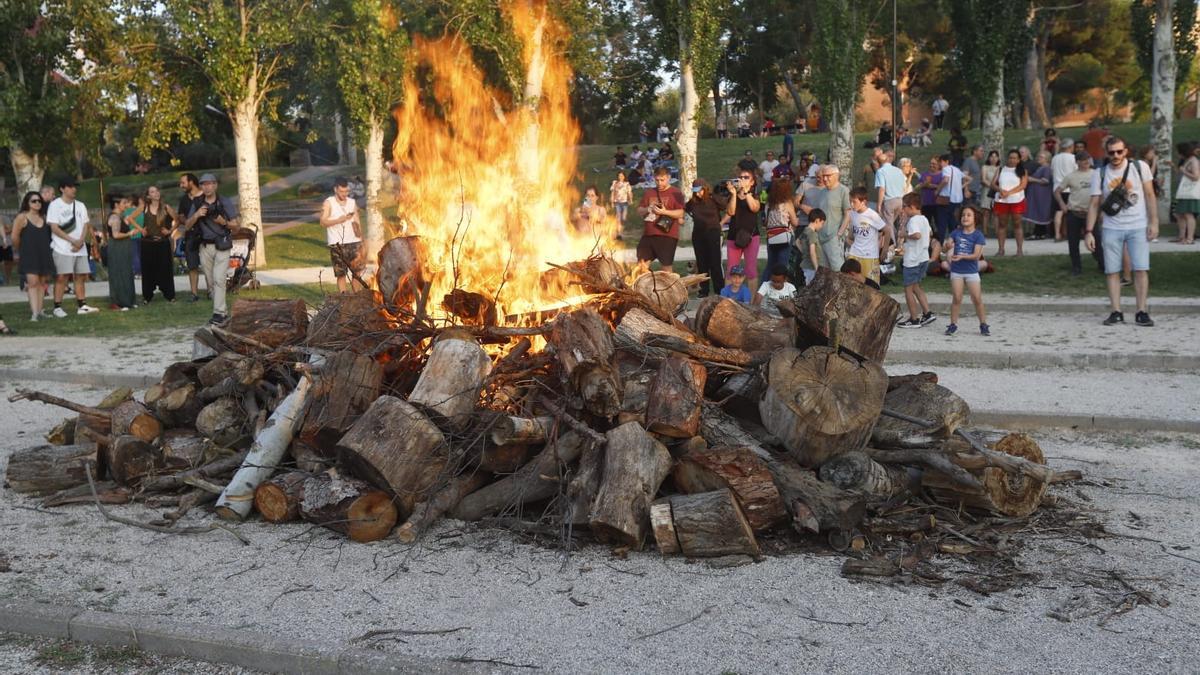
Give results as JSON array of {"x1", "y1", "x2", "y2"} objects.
[{"x1": 0, "y1": 631, "x2": 262, "y2": 674}]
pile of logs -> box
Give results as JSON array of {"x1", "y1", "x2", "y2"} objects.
[{"x1": 5, "y1": 255, "x2": 1070, "y2": 567}]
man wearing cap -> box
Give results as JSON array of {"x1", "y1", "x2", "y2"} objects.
[
  {"x1": 185, "y1": 173, "x2": 240, "y2": 324},
  {"x1": 1056, "y1": 151, "x2": 1096, "y2": 276},
  {"x1": 47, "y1": 179, "x2": 98, "y2": 317}
]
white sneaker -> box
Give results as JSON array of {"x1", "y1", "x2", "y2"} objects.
[
  {"x1": 77, "y1": 304, "x2": 99, "y2": 315},
  {"x1": 31, "y1": 313, "x2": 39, "y2": 322},
  {"x1": 52, "y1": 307, "x2": 67, "y2": 318},
  {"x1": 119, "y1": 307, "x2": 129, "y2": 312}
]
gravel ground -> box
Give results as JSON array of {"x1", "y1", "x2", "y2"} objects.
[
  {"x1": 0, "y1": 329, "x2": 193, "y2": 376},
  {"x1": 0, "y1": 631, "x2": 262, "y2": 674},
  {"x1": 2, "y1": 379, "x2": 1198, "y2": 673}
]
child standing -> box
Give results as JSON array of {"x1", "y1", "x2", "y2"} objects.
[
  {"x1": 794, "y1": 208, "x2": 826, "y2": 285},
  {"x1": 847, "y1": 187, "x2": 891, "y2": 284},
  {"x1": 720, "y1": 264, "x2": 752, "y2": 303},
  {"x1": 944, "y1": 205, "x2": 990, "y2": 336},
  {"x1": 896, "y1": 193, "x2": 935, "y2": 328}
]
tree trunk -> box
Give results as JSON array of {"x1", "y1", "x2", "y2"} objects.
[
  {"x1": 254, "y1": 470, "x2": 309, "y2": 523},
  {"x1": 677, "y1": 36, "x2": 700, "y2": 194},
  {"x1": 672, "y1": 445, "x2": 787, "y2": 532},
  {"x1": 654, "y1": 489, "x2": 761, "y2": 558},
  {"x1": 711, "y1": 81, "x2": 724, "y2": 139},
  {"x1": 231, "y1": 96, "x2": 266, "y2": 267},
  {"x1": 982, "y1": 74, "x2": 1005, "y2": 158},
  {"x1": 693, "y1": 296, "x2": 795, "y2": 353},
  {"x1": 872, "y1": 382, "x2": 971, "y2": 448},
  {"x1": 921, "y1": 433, "x2": 1048, "y2": 517},
  {"x1": 792, "y1": 267, "x2": 901, "y2": 362},
  {"x1": 764, "y1": 454, "x2": 866, "y2": 533},
  {"x1": 9, "y1": 145, "x2": 46, "y2": 200},
  {"x1": 828, "y1": 101, "x2": 856, "y2": 180},
  {"x1": 645, "y1": 356, "x2": 706, "y2": 438},
  {"x1": 565, "y1": 439, "x2": 604, "y2": 526},
  {"x1": 589, "y1": 421, "x2": 672, "y2": 548},
  {"x1": 1152, "y1": 0, "x2": 1177, "y2": 224},
  {"x1": 365, "y1": 117, "x2": 387, "y2": 264},
  {"x1": 106, "y1": 435, "x2": 165, "y2": 487},
  {"x1": 782, "y1": 70, "x2": 805, "y2": 122},
  {"x1": 549, "y1": 309, "x2": 621, "y2": 418},
  {"x1": 226, "y1": 299, "x2": 309, "y2": 349},
  {"x1": 452, "y1": 432, "x2": 587, "y2": 521},
  {"x1": 298, "y1": 351, "x2": 383, "y2": 453},
  {"x1": 615, "y1": 307, "x2": 696, "y2": 347},
  {"x1": 5, "y1": 444, "x2": 99, "y2": 495},
  {"x1": 333, "y1": 111, "x2": 348, "y2": 165},
  {"x1": 1023, "y1": 29, "x2": 1051, "y2": 130},
  {"x1": 300, "y1": 471, "x2": 397, "y2": 542},
  {"x1": 408, "y1": 329, "x2": 491, "y2": 429}
]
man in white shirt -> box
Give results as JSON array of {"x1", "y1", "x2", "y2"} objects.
[
  {"x1": 932, "y1": 95, "x2": 949, "y2": 130},
  {"x1": 320, "y1": 177, "x2": 364, "y2": 293},
  {"x1": 46, "y1": 179, "x2": 99, "y2": 317},
  {"x1": 758, "y1": 151, "x2": 780, "y2": 190},
  {"x1": 1051, "y1": 137, "x2": 1077, "y2": 240},
  {"x1": 936, "y1": 153, "x2": 964, "y2": 241},
  {"x1": 874, "y1": 147, "x2": 906, "y2": 241}
]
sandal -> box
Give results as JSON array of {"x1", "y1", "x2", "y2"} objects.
[{"x1": 0, "y1": 324, "x2": 15, "y2": 335}]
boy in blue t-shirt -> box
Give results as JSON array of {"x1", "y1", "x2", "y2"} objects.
[
  {"x1": 720, "y1": 264, "x2": 752, "y2": 303},
  {"x1": 944, "y1": 206, "x2": 990, "y2": 336}
]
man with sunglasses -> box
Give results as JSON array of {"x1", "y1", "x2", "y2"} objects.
[{"x1": 1085, "y1": 136, "x2": 1157, "y2": 327}]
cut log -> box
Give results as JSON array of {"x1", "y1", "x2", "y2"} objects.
[
  {"x1": 5, "y1": 444, "x2": 99, "y2": 495},
  {"x1": 818, "y1": 451, "x2": 913, "y2": 497},
  {"x1": 549, "y1": 309, "x2": 622, "y2": 418},
  {"x1": 791, "y1": 267, "x2": 901, "y2": 362},
  {"x1": 672, "y1": 445, "x2": 787, "y2": 532},
  {"x1": 396, "y1": 472, "x2": 489, "y2": 543},
  {"x1": 645, "y1": 357, "x2": 707, "y2": 438},
  {"x1": 631, "y1": 271, "x2": 689, "y2": 318},
  {"x1": 922, "y1": 433, "x2": 1049, "y2": 517},
  {"x1": 97, "y1": 387, "x2": 135, "y2": 409},
  {"x1": 589, "y1": 421, "x2": 672, "y2": 548},
  {"x1": 106, "y1": 435, "x2": 165, "y2": 487},
  {"x1": 337, "y1": 395, "x2": 447, "y2": 517},
  {"x1": 160, "y1": 430, "x2": 209, "y2": 470},
  {"x1": 195, "y1": 397, "x2": 249, "y2": 447},
  {"x1": 42, "y1": 481, "x2": 130, "y2": 507},
  {"x1": 109, "y1": 400, "x2": 162, "y2": 444},
  {"x1": 478, "y1": 444, "x2": 537, "y2": 474},
  {"x1": 253, "y1": 471, "x2": 310, "y2": 523},
  {"x1": 614, "y1": 307, "x2": 696, "y2": 347},
  {"x1": 692, "y1": 296, "x2": 795, "y2": 353},
  {"x1": 649, "y1": 501, "x2": 681, "y2": 554},
  {"x1": 377, "y1": 236, "x2": 428, "y2": 310},
  {"x1": 664, "y1": 489, "x2": 760, "y2": 558},
  {"x1": 289, "y1": 440, "x2": 330, "y2": 474},
  {"x1": 564, "y1": 439, "x2": 605, "y2": 526},
  {"x1": 140, "y1": 450, "x2": 248, "y2": 493},
  {"x1": 765, "y1": 455, "x2": 866, "y2": 533},
  {"x1": 578, "y1": 254, "x2": 625, "y2": 294},
  {"x1": 214, "y1": 377, "x2": 312, "y2": 521},
  {"x1": 306, "y1": 291, "x2": 391, "y2": 353},
  {"x1": 197, "y1": 352, "x2": 247, "y2": 388},
  {"x1": 451, "y1": 432, "x2": 587, "y2": 521},
  {"x1": 45, "y1": 418, "x2": 76, "y2": 445},
  {"x1": 489, "y1": 416, "x2": 554, "y2": 447},
  {"x1": 300, "y1": 471, "x2": 398, "y2": 542},
  {"x1": 408, "y1": 329, "x2": 491, "y2": 428},
  {"x1": 227, "y1": 298, "x2": 309, "y2": 350},
  {"x1": 759, "y1": 347, "x2": 887, "y2": 467},
  {"x1": 887, "y1": 371, "x2": 938, "y2": 391},
  {"x1": 298, "y1": 351, "x2": 383, "y2": 452},
  {"x1": 642, "y1": 334, "x2": 757, "y2": 368},
  {"x1": 154, "y1": 383, "x2": 203, "y2": 428},
  {"x1": 872, "y1": 382, "x2": 970, "y2": 448}
]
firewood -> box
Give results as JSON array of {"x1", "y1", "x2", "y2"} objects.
[
  {"x1": 408, "y1": 329, "x2": 492, "y2": 428},
  {"x1": 106, "y1": 435, "x2": 165, "y2": 487},
  {"x1": 645, "y1": 357, "x2": 707, "y2": 438},
  {"x1": 377, "y1": 236, "x2": 428, "y2": 310},
  {"x1": 477, "y1": 443, "x2": 537, "y2": 474},
  {"x1": 758, "y1": 347, "x2": 887, "y2": 467},
  {"x1": 154, "y1": 383, "x2": 203, "y2": 428},
  {"x1": 641, "y1": 334, "x2": 758, "y2": 368},
  {"x1": 649, "y1": 502, "x2": 681, "y2": 554},
  {"x1": 254, "y1": 471, "x2": 309, "y2": 523},
  {"x1": 921, "y1": 433, "x2": 1049, "y2": 517},
  {"x1": 442, "y1": 289, "x2": 497, "y2": 326},
  {"x1": 195, "y1": 397, "x2": 249, "y2": 447},
  {"x1": 631, "y1": 271, "x2": 690, "y2": 317},
  {"x1": 97, "y1": 387, "x2": 135, "y2": 409},
  {"x1": 872, "y1": 382, "x2": 970, "y2": 448},
  {"x1": 549, "y1": 309, "x2": 622, "y2": 418},
  {"x1": 337, "y1": 395, "x2": 448, "y2": 518},
  {"x1": 5, "y1": 444, "x2": 99, "y2": 495},
  {"x1": 7, "y1": 389, "x2": 110, "y2": 418},
  {"x1": 452, "y1": 432, "x2": 588, "y2": 521},
  {"x1": 214, "y1": 377, "x2": 313, "y2": 521},
  {"x1": 887, "y1": 371, "x2": 938, "y2": 391},
  {"x1": 161, "y1": 430, "x2": 209, "y2": 470},
  {"x1": 659, "y1": 489, "x2": 760, "y2": 558},
  {"x1": 45, "y1": 418, "x2": 76, "y2": 446},
  {"x1": 589, "y1": 422, "x2": 672, "y2": 548},
  {"x1": 140, "y1": 450, "x2": 248, "y2": 493},
  {"x1": 489, "y1": 416, "x2": 554, "y2": 446},
  {"x1": 289, "y1": 440, "x2": 330, "y2": 474},
  {"x1": 307, "y1": 291, "x2": 392, "y2": 353},
  {"x1": 672, "y1": 445, "x2": 787, "y2": 532},
  {"x1": 692, "y1": 296, "x2": 795, "y2": 353},
  {"x1": 198, "y1": 352, "x2": 246, "y2": 388},
  {"x1": 818, "y1": 451, "x2": 913, "y2": 497},
  {"x1": 564, "y1": 439, "x2": 605, "y2": 526},
  {"x1": 298, "y1": 351, "x2": 383, "y2": 452},
  {"x1": 396, "y1": 472, "x2": 489, "y2": 542},
  {"x1": 109, "y1": 400, "x2": 162, "y2": 444},
  {"x1": 791, "y1": 268, "x2": 901, "y2": 362},
  {"x1": 300, "y1": 471, "x2": 397, "y2": 542},
  {"x1": 614, "y1": 307, "x2": 696, "y2": 347},
  {"x1": 577, "y1": 254, "x2": 624, "y2": 294},
  {"x1": 41, "y1": 481, "x2": 130, "y2": 508},
  {"x1": 226, "y1": 298, "x2": 309, "y2": 350}
]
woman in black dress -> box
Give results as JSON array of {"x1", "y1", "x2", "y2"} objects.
[
  {"x1": 140, "y1": 185, "x2": 178, "y2": 302},
  {"x1": 12, "y1": 190, "x2": 54, "y2": 321}
]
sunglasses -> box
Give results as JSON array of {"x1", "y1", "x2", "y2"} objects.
[
  {"x1": 1108, "y1": 148, "x2": 1127, "y2": 156},
  {"x1": 30, "y1": 199, "x2": 42, "y2": 203}
]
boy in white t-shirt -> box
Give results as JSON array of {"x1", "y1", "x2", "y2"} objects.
[
  {"x1": 896, "y1": 192, "x2": 935, "y2": 328},
  {"x1": 753, "y1": 264, "x2": 797, "y2": 317},
  {"x1": 846, "y1": 187, "x2": 891, "y2": 284}
]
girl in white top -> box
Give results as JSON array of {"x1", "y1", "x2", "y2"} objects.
[
  {"x1": 991, "y1": 149, "x2": 1029, "y2": 256},
  {"x1": 610, "y1": 172, "x2": 632, "y2": 230},
  {"x1": 1173, "y1": 142, "x2": 1200, "y2": 244}
]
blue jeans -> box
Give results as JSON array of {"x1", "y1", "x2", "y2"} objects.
[
  {"x1": 766, "y1": 242, "x2": 791, "y2": 278},
  {"x1": 935, "y1": 203, "x2": 960, "y2": 240}
]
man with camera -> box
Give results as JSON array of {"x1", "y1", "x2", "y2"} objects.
[
  {"x1": 185, "y1": 173, "x2": 239, "y2": 325},
  {"x1": 635, "y1": 167, "x2": 686, "y2": 270},
  {"x1": 1086, "y1": 136, "x2": 1157, "y2": 327}
]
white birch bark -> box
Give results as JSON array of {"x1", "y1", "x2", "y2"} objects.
[
  {"x1": 676, "y1": 34, "x2": 699, "y2": 198},
  {"x1": 1152, "y1": 0, "x2": 1176, "y2": 222},
  {"x1": 982, "y1": 74, "x2": 1006, "y2": 158},
  {"x1": 518, "y1": 9, "x2": 547, "y2": 188},
  {"x1": 231, "y1": 96, "x2": 266, "y2": 267},
  {"x1": 333, "y1": 111, "x2": 348, "y2": 165},
  {"x1": 10, "y1": 146, "x2": 46, "y2": 199},
  {"x1": 828, "y1": 101, "x2": 855, "y2": 180},
  {"x1": 364, "y1": 117, "x2": 386, "y2": 264}
]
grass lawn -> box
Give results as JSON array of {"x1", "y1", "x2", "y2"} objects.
[
  {"x1": 262, "y1": 165, "x2": 366, "y2": 202},
  {"x1": 0, "y1": 283, "x2": 329, "y2": 338},
  {"x1": 72, "y1": 167, "x2": 301, "y2": 208},
  {"x1": 263, "y1": 222, "x2": 331, "y2": 270}
]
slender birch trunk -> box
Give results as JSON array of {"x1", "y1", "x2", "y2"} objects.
[
  {"x1": 676, "y1": 39, "x2": 700, "y2": 196},
  {"x1": 231, "y1": 96, "x2": 266, "y2": 267},
  {"x1": 10, "y1": 146, "x2": 46, "y2": 200},
  {"x1": 982, "y1": 75, "x2": 1005, "y2": 158},
  {"x1": 1152, "y1": 0, "x2": 1176, "y2": 223},
  {"x1": 333, "y1": 111, "x2": 348, "y2": 165},
  {"x1": 364, "y1": 117, "x2": 386, "y2": 264},
  {"x1": 828, "y1": 101, "x2": 855, "y2": 180}
]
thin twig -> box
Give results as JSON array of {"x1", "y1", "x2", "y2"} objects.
[
  {"x1": 634, "y1": 605, "x2": 717, "y2": 640},
  {"x1": 352, "y1": 626, "x2": 470, "y2": 642},
  {"x1": 85, "y1": 465, "x2": 250, "y2": 545}
]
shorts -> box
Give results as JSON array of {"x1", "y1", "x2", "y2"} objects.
[
  {"x1": 993, "y1": 200, "x2": 1026, "y2": 217},
  {"x1": 0, "y1": 246, "x2": 12, "y2": 262},
  {"x1": 184, "y1": 234, "x2": 201, "y2": 271},
  {"x1": 950, "y1": 271, "x2": 981, "y2": 283},
  {"x1": 52, "y1": 252, "x2": 90, "y2": 275},
  {"x1": 1102, "y1": 227, "x2": 1150, "y2": 274},
  {"x1": 636, "y1": 235, "x2": 678, "y2": 266},
  {"x1": 902, "y1": 261, "x2": 929, "y2": 286},
  {"x1": 330, "y1": 242, "x2": 364, "y2": 278},
  {"x1": 848, "y1": 255, "x2": 880, "y2": 284}
]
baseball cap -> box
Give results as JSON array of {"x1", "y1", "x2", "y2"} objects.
[
  {"x1": 729, "y1": 264, "x2": 745, "y2": 276},
  {"x1": 1075, "y1": 150, "x2": 1091, "y2": 162},
  {"x1": 691, "y1": 180, "x2": 704, "y2": 193},
  {"x1": 199, "y1": 173, "x2": 218, "y2": 184}
]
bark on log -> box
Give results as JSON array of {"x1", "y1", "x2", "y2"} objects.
[
  {"x1": 197, "y1": 352, "x2": 247, "y2": 388},
  {"x1": 300, "y1": 471, "x2": 398, "y2": 542},
  {"x1": 110, "y1": 400, "x2": 162, "y2": 444},
  {"x1": 45, "y1": 418, "x2": 76, "y2": 446},
  {"x1": 254, "y1": 471, "x2": 310, "y2": 523},
  {"x1": 644, "y1": 357, "x2": 707, "y2": 438},
  {"x1": 161, "y1": 430, "x2": 209, "y2": 470},
  {"x1": 336, "y1": 395, "x2": 447, "y2": 517},
  {"x1": 42, "y1": 481, "x2": 130, "y2": 507},
  {"x1": 642, "y1": 334, "x2": 757, "y2": 368},
  {"x1": 792, "y1": 267, "x2": 901, "y2": 362},
  {"x1": 650, "y1": 502, "x2": 681, "y2": 554},
  {"x1": 614, "y1": 307, "x2": 696, "y2": 347},
  {"x1": 196, "y1": 397, "x2": 249, "y2": 447},
  {"x1": 396, "y1": 472, "x2": 489, "y2": 543},
  {"x1": 452, "y1": 432, "x2": 587, "y2": 521},
  {"x1": 227, "y1": 298, "x2": 309, "y2": 350},
  {"x1": 550, "y1": 309, "x2": 622, "y2": 418},
  {"x1": 922, "y1": 433, "x2": 1048, "y2": 517},
  {"x1": 692, "y1": 296, "x2": 795, "y2": 353},
  {"x1": 565, "y1": 439, "x2": 605, "y2": 527},
  {"x1": 489, "y1": 416, "x2": 554, "y2": 447},
  {"x1": 589, "y1": 422, "x2": 672, "y2": 548},
  {"x1": 818, "y1": 451, "x2": 913, "y2": 497},
  {"x1": 306, "y1": 291, "x2": 391, "y2": 353},
  {"x1": 766, "y1": 455, "x2": 866, "y2": 533},
  {"x1": 298, "y1": 351, "x2": 383, "y2": 452},
  {"x1": 661, "y1": 489, "x2": 760, "y2": 558},
  {"x1": 106, "y1": 435, "x2": 164, "y2": 487},
  {"x1": 5, "y1": 444, "x2": 99, "y2": 495},
  {"x1": 154, "y1": 384, "x2": 203, "y2": 428},
  {"x1": 887, "y1": 371, "x2": 938, "y2": 391},
  {"x1": 140, "y1": 450, "x2": 248, "y2": 493},
  {"x1": 478, "y1": 444, "x2": 536, "y2": 474},
  {"x1": 377, "y1": 236, "x2": 428, "y2": 310},
  {"x1": 631, "y1": 271, "x2": 690, "y2": 318},
  {"x1": 759, "y1": 347, "x2": 887, "y2": 467},
  {"x1": 672, "y1": 445, "x2": 787, "y2": 532},
  {"x1": 408, "y1": 329, "x2": 492, "y2": 428},
  {"x1": 872, "y1": 382, "x2": 970, "y2": 448}
]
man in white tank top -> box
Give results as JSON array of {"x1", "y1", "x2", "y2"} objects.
[{"x1": 320, "y1": 177, "x2": 364, "y2": 293}]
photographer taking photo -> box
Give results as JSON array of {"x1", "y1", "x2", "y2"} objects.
[
  {"x1": 185, "y1": 173, "x2": 240, "y2": 325},
  {"x1": 726, "y1": 168, "x2": 762, "y2": 290},
  {"x1": 635, "y1": 167, "x2": 685, "y2": 271}
]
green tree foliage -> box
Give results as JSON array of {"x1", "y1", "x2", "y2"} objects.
[
  {"x1": 1131, "y1": 0, "x2": 1199, "y2": 99},
  {"x1": 808, "y1": 0, "x2": 871, "y2": 122},
  {"x1": 571, "y1": 1, "x2": 663, "y2": 141},
  {"x1": 946, "y1": 0, "x2": 1030, "y2": 125},
  {"x1": 318, "y1": 0, "x2": 408, "y2": 147},
  {"x1": 1044, "y1": 1, "x2": 1140, "y2": 114}
]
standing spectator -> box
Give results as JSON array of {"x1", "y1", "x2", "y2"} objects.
[
  {"x1": 574, "y1": 186, "x2": 608, "y2": 234},
  {"x1": 979, "y1": 150, "x2": 1001, "y2": 237},
  {"x1": 847, "y1": 186, "x2": 891, "y2": 284},
  {"x1": 1173, "y1": 141, "x2": 1200, "y2": 245},
  {"x1": 1023, "y1": 151, "x2": 1053, "y2": 240},
  {"x1": 720, "y1": 264, "x2": 752, "y2": 303},
  {"x1": 0, "y1": 213, "x2": 13, "y2": 286},
  {"x1": 764, "y1": 177, "x2": 798, "y2": 275},
  {"x1": 781, "y1": 125, "x2": 794, "y2": 161},
  {"x1": 1018, "y1": 146, "x2": 1038, "y2": 178},
  {"x1": 753, "y1": 264, "x2": 797, "y2": 316},
  {"x1": 716, "y1": 112, "x2": 728, "y2": 139},
  {"x1": 798, "y1": 151, "x2": 819, "y2": 185},
  {"x1": 991, "y1": 149, "x2": 1028, "y2": 256},
  {"x1": 725, "y1": 168, "x2": 762, "y2": 289},
  {"x1": 128, "y1": 193, "x2": 145, "y2": 279},
  {"x1": 639, "y1": 121, "x2": 649, "y2": 144},
  {"x1": 810, "y1": 165, "x2": 850, "y2": 272},
  {"x1": 656, "y1": 122, "x2": 670, "y2": 143},
  {"x1": 948, "y1": 128, "x2": 968, "y2": 167},
  {"x1": 1056, "y1": 151, "x2": 1097, "y2": 275},
  {"x1": 186, "y1": 173, "x2": 240, "y2": 324},
  {"x1": 936, "y1": 154, "x2": 965, "y2": 246},
  {"x1": 106, "y1": 195, "x2": 137, "y2": 311},
  {"x1": 47, "y1": 178, "x2": 98, "y2": 317},
  {"x1": 793, "y1": 208, "x2": 827, "y2": 285},
  {"x1": 613, "y1": 147, "x2": 627, "y2": 168},
  {"x1": 177, "y1": 173, "x2": 205, "y2": 302},
  {"x1": 860, "y1": 147, "x2": 882, "y2": 194},
  {"x1": 1086, "y1": 136, "x2": 1158, "y2": 326},
  {"x1": 931, "y1": 94, "x2": 949, "y2": 130},
  {"x1": 943, "y1": 206, "x2": 990, "y2": 337},
  {"x1": 140, "y1": 186, "x2": 178, "y2": 303},
  {"x1": 898, "y1": 157, "x2": 918, "y2": 196},
  {"x1": 874, "y1": 148, "x2": 906, "y2": 241},
  {"x1": 962, "y1": 145, "x2": 984, "y2": 207},
  {"x1": 1081, "y1": 121, "x2": 1109, "y2": 164},
  {"x1": 1042, "y1": 128, "x2": 1059, "y2": 156},
  {"x1": 610, "y1": 171, "x2": 632, "y2": 233},
  {"x1": 1051, "y1": 137, "x2": 1077, "y2": 241},
  {"x1": 758, "y1": 151, "x2": 780, "y2": 191},
  {"x1": 635, "y1": 167, "x2": 686, "y2": 271},
  {"x1": 918, "y1": 157, "x2": 944, "y2": 228},
  {"x1": 320, "y1": 177, "x2": 364, "y2": 294},
  {"x1": 686, "y1": 179, "x2": 724, "y2": 297},
  {"x1": 12, "y1": 191, "x2": 54, "y2": 321},
  {"x1": 896, "y1": 193, "x2": 935, "y2": 328}
]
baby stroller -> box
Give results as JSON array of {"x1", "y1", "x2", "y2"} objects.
[{"x1": 226, "y1": 224, "x2": 261, "y2": 292}]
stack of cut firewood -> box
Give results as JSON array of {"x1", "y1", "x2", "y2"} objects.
[{"x1": 5, "y1": 245, "x2": 1070, "y2": 564}]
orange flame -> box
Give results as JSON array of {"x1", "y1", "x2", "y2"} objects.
[{"x1": 391, "y1": 2, "x2": 615, "y2": 322}]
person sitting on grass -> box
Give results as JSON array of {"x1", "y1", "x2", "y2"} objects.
[
  {"x1": 720, "y1": 264, "x2": 752, "y2": 303},
  {"x1": 753, "y1": 264, "x2": 797, "y2": 316},
  {"x1": 944, "y1": 205, "x2": 990, "y2": 337},
  {"x1": 896, "y1": 193, "x2": 935, "y2": 328},
  {"x1": 840, "y1": 258, "x2": 880, "y2": 290}
]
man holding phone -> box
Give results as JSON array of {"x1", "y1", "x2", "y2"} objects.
[
  {"x1": 186, "y1": 173, "x2": 239, "y2": 324},
  {"x1": 635, "y1": 167, "x2": 685, "y2": 271},
  {"x1": 320, "y1": 176, "x2": 364, "y2": 293}
]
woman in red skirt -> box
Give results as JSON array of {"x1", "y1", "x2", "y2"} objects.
[{"x1": 990, "y1": 149, "x2": 1029, "y2": 256}]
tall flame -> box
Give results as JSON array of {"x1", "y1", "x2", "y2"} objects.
[{"x1": 391, "y1": 2, "x2": 615, "y2": 321}]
